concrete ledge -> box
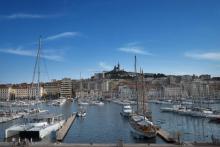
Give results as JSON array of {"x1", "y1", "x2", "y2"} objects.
[{"x1": 0, "y1": 142, "x2": 219, "y2": 147}]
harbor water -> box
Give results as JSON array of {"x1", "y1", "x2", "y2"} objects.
[{"x1": 0, "y1": 101, "x2": 220, "y2": 143}]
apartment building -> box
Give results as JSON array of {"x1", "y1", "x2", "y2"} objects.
[
  {"x1": 0, "y1": 85, "x2": 12, "y2": 100},
  {"x1": 12, "y1": 83, "x2": 43, "y2": 99},
  {"x1": 44, "y1": 80, "x2": 60, "y2": 98},
  {"x1": 60, "y1": 78, "x2": 72, "y2": 98}
]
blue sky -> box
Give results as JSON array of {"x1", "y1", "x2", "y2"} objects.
[{"x1": 0, "y1": 0, "x2": 220, "y2": 83}]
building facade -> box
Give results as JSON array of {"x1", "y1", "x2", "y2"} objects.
[
  {"x1": 0, "y1": 85, "x2": 12, "y2": 100},
  {"x1": 60, "y1": 78, "x2": 73, "y2": 98},
  {"x1": 44, "y1": 80, "x2": 60, "y2": 98}
]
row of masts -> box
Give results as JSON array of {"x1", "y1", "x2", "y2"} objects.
[{"x1": 134, "y1": 55, "x2": 148, "y2": 116}]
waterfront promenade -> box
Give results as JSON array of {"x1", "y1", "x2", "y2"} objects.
[{"x1": 0, "y1": 142, "x2": 219, "y2": 147}]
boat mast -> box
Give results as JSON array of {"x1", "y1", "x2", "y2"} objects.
[
  {"x1": 142, "y1": 69, "x2": 146, "y2": 116},
  {"x1": 37, "y1": 36, "x2": 41, "y2": 100},
  {"x1": 80, "y1": 72, "x2": 82, "y2": 98},
  {"x1": 134, "y1": 55, "x2": 138, "y2": 114}
]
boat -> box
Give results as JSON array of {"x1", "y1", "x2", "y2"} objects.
[
  {"x1": 94, "y1": 101, "x2": 104, "y2": 106},
  {"x1": 129, "y1": 114, "x2": 157, "y2": 138},
  {"x1": 161, "y1": 104, "x2": 217, "y2": 118},
  {"x1": 77, "y1": 106, "x2": 86, "y2": 117},
  {"x1": 12, "y1": 101, "x2": 29, "y2": 107},
  {"x1": 67, "y1": 97, "x2": 74, "y2": 102},
  {"x1": 78, "y1": 101, "x2": 89, "y2": 105},
  {"x1": 209, "y1": 116, "x2": 220, "y2": 123},
  {"x1": 120, "y1": 104, "x2": 133, "y2": 117},
  {"x1": 5, "y1": 37, "x2": 64, "y2": 140},
  {"x1": 77, "y1": 111, "x2": 86, "y2": 117},
  {"x1": 129, "y1": 56, "x2": 157, "y2": 138},
  {"x1": 52, "y1": 98, "x2": 66, "y2": 106},
  {"x1": 0, "y1": 113, "x2": 23, "y2": 123},
  {"x1": 5, "y1": 114, "x2": 65, "y2": 139},
  {"x1": 0, "y1": 106, "x2": 25, "y2": 123}
]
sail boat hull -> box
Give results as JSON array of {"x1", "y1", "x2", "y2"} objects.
[
  {"x1": 5, "y1": 120, "x2": 65, "y2": 139},
  {"x1": 5, "y1": 37, "x2": 66, "y2": 140},
  {"x1": 129, "y1": 115, "x2": 157, "y2": 138},
  {"x1": 130, "y1": 126, "x2": 157, "y2": 138}
]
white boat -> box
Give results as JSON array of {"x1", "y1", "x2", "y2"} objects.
[
  {"x1": 52, "y1": 98, "x2": 66, "y2": 106},
  {"x1": 0, "y1": 114, "x2": 23, "y2": 123},
  {"x1": 76, "y1": 111, "x2": 86, "y2": 117},
  {"x1": 120, "y1": 104, "x2": 132, "y2": 117},
  {"x1": 5, "y1": 114, "x2": 65, "y2": 139},
  {"x1": 23, "y1": 108, "x2": 48, "y2": 118},
  {"x1": 77, "y1": 106, "x2": 86, "y2": 117},
  {"x1": 161, "y1": 104, "x2": 216, "y2": 118},
  {"x1": 5, "y1": 37, "x2": 64, "y2": 140},
  {"x1": 189, "y1": 107, "x2": 214, "y2": 117},
  {"x1": 12, "y1": 101, "x2": 29, "y2": 107},
  {"x1": 94, "y1": 101, "x2": 104, "y2": 106},
  {"x1": 67, "y1": 97, "x2": 74, "y2": 102},
  {"x1": 78, "y1": 101, "x2": 89, "y2": 105}
]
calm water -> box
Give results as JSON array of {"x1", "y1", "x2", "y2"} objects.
[{"x1": 0, "y1": 101, "x2": 220, "y2": 143}]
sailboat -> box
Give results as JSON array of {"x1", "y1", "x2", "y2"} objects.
[
  {"x1": 5, "y1": 37, "x2": 65, "y2": 140},
  {"x1": 129, "y1": 55, "x2": 157, "y2": 138}
]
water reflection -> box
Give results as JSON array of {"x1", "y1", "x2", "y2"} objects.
[{"x1": 150, "y1": 103, "x2": 220, "y2": 143}]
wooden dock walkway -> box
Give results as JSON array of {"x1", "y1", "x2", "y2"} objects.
[
  {"x1": 157, "y1": 128, "x2": 177, "y2": 143},
  {"x1": 56, "y1": 113, "x2": 76, "y2": 141}
]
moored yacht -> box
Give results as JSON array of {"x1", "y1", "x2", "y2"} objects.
[
  {"x1": 52, "y1": 98, "x2": 66, "y2": 106},
  {"x1": 120, "y1": 104, "x2": 133, "y2": 117},
  {"x1": 5, "y1": 37, "x2": 64, "y2": 140},
  {"x1": 94, "y1": 101, "x2": 104, "y2": 106},
  {"x1": 78, "y1": 101, "x2": 89, "y2": 105},
  {"x1": 5, "y1": 114, "x2": 65, "y2": 139},
  {"x1": 130, "y1": 114, "x2": 157, "y2": 138},
  {"x1": 77, "y1": 106, "x2": 86, "y2": 117},
  {"x1": 129, "y1": 56, "x2": 157, "y2": 138}
]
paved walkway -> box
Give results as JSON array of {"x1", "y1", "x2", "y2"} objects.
[{"x1": 0, "y1": 142, "x2": 219, "y2": 147}]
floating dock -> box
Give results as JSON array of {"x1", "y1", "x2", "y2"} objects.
[
  {"x1": 56, "y1": 113, "x2": 76, "y2": 141},
  {"x1": 157, "y1": 128, "x2": 177, "y2": 143}
]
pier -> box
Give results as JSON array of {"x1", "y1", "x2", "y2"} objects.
[
  {"x1": 56, "y1": 113, "x2": 76, "y2": 141},
  {"x1": 157, "y1": 128, "x2": 177, "y2": 143}
]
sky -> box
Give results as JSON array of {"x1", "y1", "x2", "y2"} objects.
[{"x1": 0, "y1": 0, "x2": 220, "y2": 83}]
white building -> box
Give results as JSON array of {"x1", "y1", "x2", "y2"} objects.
[
  {"x1": 0, "y1": 85, "x2": 12, "y2": 100},
  {"x1": 101, "y1": 80, "x2": 109, "y2": 92},
  {"x1": 118, "y1": 85, "x2": 135, "y2": 100},
  {"x1": 12, "y1": 84, "x2": 43, "y2": 99},
  {"x1": 164, "y1": 86, "x2": 182, "y2": 99}
]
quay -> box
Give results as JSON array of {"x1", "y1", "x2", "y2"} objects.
[
  {"x1": 56, "y1": 113, "x2": 76, "y2": 141},
  {"x1": 157, "y1": 128, "x2": 177, "y2": 143}
]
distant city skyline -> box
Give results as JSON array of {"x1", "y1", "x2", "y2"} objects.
[{"x1": 0, "y1": 0, "x2": 220, "y2": 83}]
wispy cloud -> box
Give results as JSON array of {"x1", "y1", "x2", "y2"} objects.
[
  {"x1": 0, "y1": 47, "x2": 63, "y2": 61},
  {"x1": 118, "y1": 42, "x2": 152, "y2": 55},
  {"x1": 98, "y1": 62, "x2": 112, "y2": 70},
  {"x1": 45, "y1": 32, "x2": 80, "y2": 41},
  {"x1": 0, "y1": 13, "x2": 57, "y2": 19},
  {"x1": 185, "y1": 52, "x2": 220, "y2": 61}
]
